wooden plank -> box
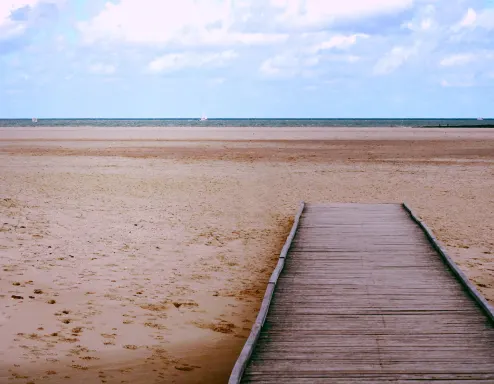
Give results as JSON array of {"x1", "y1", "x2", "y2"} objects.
[{"x1": 230, "y1": 203, "x2": 494, "y2": 383}]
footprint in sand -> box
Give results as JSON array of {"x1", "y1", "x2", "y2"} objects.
[
  {"x1": 123, "y1": 345, "x2": 139, "y2": 350},
  {"x1": 172, "y1": 300, "x2": 199, "y2": 310},
  {"x1": 193, "y1": 319, "x2": 236, "y2": 334},
  {"x1": 174, "y1": 363, "x2": 201, "y2": 372}
]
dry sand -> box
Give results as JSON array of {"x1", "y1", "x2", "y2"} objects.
[{"x1": 0, "y1": 127, "x2": 493, "y2": 383}]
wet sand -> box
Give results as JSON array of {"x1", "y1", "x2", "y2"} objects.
[{"x1": 1, "y1": 127, "x2": 493, "y2": 383}]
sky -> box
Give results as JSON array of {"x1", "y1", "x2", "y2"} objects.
[{"x1": 0, "y1": 0, "x2": 493, "y2": 118}]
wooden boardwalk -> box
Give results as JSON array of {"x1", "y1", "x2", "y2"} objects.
[{"x1": 230, "y1": 203, "x2": 494, "y2": 383}]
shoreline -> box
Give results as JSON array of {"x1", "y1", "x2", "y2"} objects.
[{"x1": 1, "y1": 127, "x2": 494, "y2": 142}]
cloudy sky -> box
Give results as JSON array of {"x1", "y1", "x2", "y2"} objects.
[{"x1": 0, "y1": 0, "x2": 493, "y2": 118}]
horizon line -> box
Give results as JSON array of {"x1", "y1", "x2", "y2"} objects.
[{"x1": 1, "y1": 117, "x2": 492, "y2": 120}]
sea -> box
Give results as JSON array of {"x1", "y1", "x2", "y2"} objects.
[{"x1": 0, "y1": 118, "x2": 492, "y2": 128}]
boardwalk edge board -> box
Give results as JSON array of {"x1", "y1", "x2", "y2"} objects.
[
  {"x1": 230, "y1": 202, "x2": 494, "y2": 383},
  {"x1": 402, "y1": 202, "x2": 494, "y2": 324},
  {"x1": 228, "y1": 201, "x2": 305, "y2": 384}
]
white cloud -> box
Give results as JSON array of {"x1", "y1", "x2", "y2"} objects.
[
  {"x1": 78, "y1": 0, "x2": 417, "y2": 47},
  {"x1": 454, "y1": 7, "x2": 494, "y2": 31},
  {"x1": 458, "y1": 8, "x2": 477, "y2": 28},
  {"x1": 0, "y1": 22, "x2": 25, "y2": 40},
  {"x1": 439, "y1": 53, "x2": 476, "y2": 67},
  {"x1": 260, "y1": 52, "x2": 320, "y2": 78},
  {"x1": 271, "y1": 0, "x2": 414, "y2": 28},
  {"x1": 208, "y1": 77, "x2": 226, "y2": 86},
  {"x1": 474, "y1": 8, "x2": 494, "y2": 30},
  {"x1": 0, "y1": 1, "x2": 38, "y2": 23},
  {"x1": 78, "y1": 0, "x2": 288, "y2": 47},
  {"x1": 440, "y1": 51, "x2": 494, "y2": 67},
  {"x1": 402, "y1": 17, "x2": 433, "y2": 31},
  {"x1": 440, "y1": 79, "x2": 474, "y2": 88},
  {"x1": 346, "y1": 55, "x2": 361, "y2": 63},
  {"x1": 89, "y1": 63, "x2": 116, "y2": 75},
  {"x1": 310, "y1": 33, "x2": 369, "y2": 52},
  {"x1": 420, "y1": 18, "x2": 432, "y2": 30},
  {"x1": 373, "y1": 45, "x2": 419, "y2": 75},
  {"x1": 148, "y1": 50, "x2": 238, "y2": 73},
  {"x1": 0, "y1": 0, "x2": 37, "y2": 39},
  {"x1": 401, "y1": 4, "x2": 435, "y2": 32},
  {"x1": 0, "y1": 0, "x2": 62, "y2": 39}
]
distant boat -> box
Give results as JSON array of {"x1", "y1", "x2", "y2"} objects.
[
  {"x1": 477, "y1": 117, "x2": 484, "y2": 121},
  {"x1": 32, "y1": 118, "x2": 38, "y2": 123},
  {"x1": 200, "y1": 113, "x2": 207, "y2": 121}
]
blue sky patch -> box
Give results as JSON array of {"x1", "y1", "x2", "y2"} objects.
[{"x1": 0, "y1": 0, "x2": 493, "y2": 118}]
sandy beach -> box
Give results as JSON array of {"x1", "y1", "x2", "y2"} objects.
[{"x1": 1, "y1": 127, "x2": 493, "y2": 383}]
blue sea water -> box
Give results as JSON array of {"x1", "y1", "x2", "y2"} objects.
[{"x1": 0, "y1": 118, "x2": 492, "y2": 128}]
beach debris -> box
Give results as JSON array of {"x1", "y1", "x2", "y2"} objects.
[
  {"x1": 172, "y1": 300, "x2": 198, "y2": 309},
  {"x1": 101, "y1": 333, "x2": 117, "y2": 339},
  {"x1": 47, "y1": 299, "x2": 56, "y2": 304},
  {"x1": 123, "y1": 345, "x2": 138, "y2": 350},
  {"x1": 11, "y1": 373, "x2": 29, "y2": 379},
  {"x1": 29, "y1": 296, "x2": 35, "y2": 299},
  {"x1": 210, "y1": 320, "x2": 236, "y2": 334},
  {"x1": 34, "y1": 289, "x2": 43, "y2": 294},
  {"x1": 12, "y1": 282, "x2": 20, "y2": 286},
  {"x1": 80, "y1": 356, "x2": 99, "y2": 361},
  {"x1": 140, "y1": 303, "x2": 167, "y2": 312},
  {"x1": 175, "y1": 365, "x2": 195, "y2": 372},
  {"x1": 70, "y1": 365, "x2": 88, "y2": 370},
  {"x1": 144, "y1": 322, "x2": 166, "y2": 330},
  {"x1": 11, "y1": 295, "x2": 24, "y2": 300}
]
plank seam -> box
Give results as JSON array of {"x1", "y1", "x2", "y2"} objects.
[
  {"x1": 402, "y1": 202, "x2": 494, "y2": 324},
  {"x1": 228, "y1": 201, "x2": 305, "y2": 384}
]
